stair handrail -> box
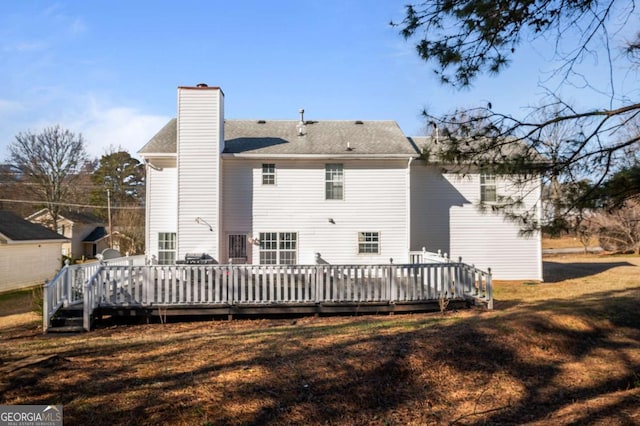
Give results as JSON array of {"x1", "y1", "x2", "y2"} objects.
[
  {"x1": 83, "y1": 265, "x2": 106, "y2": 331},
  {"x1": 42, "y1": 260, "x2": 71, "y2": 333}
]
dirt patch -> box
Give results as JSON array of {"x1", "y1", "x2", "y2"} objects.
[{"x1": 1, "y1": 255, "x2": 639, "y2": 425}]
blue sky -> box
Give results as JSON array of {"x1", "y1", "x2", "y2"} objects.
[{"x1": 1, "y1": 1, "x2": 637, "y2": 159}]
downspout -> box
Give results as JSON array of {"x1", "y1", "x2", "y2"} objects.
[
  {"x1": 536, "y1": 174, "x2": 544, "y2": 281},
  {"x1": 144, "y1": 159, "x2": 152, "y2": 264},
  {"x1": 406, "y1": 157, "x2": 414, "y2": 262}
]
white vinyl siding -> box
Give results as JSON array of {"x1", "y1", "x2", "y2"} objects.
[
  {"x1": 146, "y1": 164, "x2": 177, "y2": 263},
  {"x1": 177, "y1": 88, "x2": 223, "y2": 261},
  {"x1": 222, "y1": 160, "x2": 253, "y2": 263},
  {"x1": 251, "y1": 159, "x2": 409, "y2": 265},
  {"x1": 0, "y1": 242, "x2": 63, "y2": 293},
  {"x1": 410, "y1": 162, "x2": 542, "y2": 280}
]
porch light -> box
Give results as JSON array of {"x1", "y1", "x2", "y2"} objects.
[{"x1": 195, "y1": 217, "x2": 213, "y2": 232}]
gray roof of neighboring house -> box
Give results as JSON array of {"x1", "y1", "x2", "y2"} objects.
[
  {"x1": 27, "y1": 209, "x2": 103, "y2": 225},
  {"x1": 0, "y1": 210, "x2": 67, "y2": 242},
  {"x1": 139, "y1": 119, "x2": 420, "y2": 156},
  {"x1": 61, "y1": 210, "x2": 103, "y2": 224},
  {"x1": 82, "y1": 226, "x2": 107, "y2": 242}
]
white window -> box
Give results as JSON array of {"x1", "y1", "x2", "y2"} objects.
[
  {"x1": 259, "y1": 232, "x2": 297, "y2": 264},
  {"x1": 480, "y1": 173, "x2": 497, "y2": 202},
  {"x1": 262, "y1": 163, "x2": 276, "y2": 185},
  {"x1": 325, "y1": 163, "x2": 343, "y2": 200},
  {"x1": 358, "y1": 232, "x2": 380, "y2": 254},
  {"x1": 158, "y1": 232, "x2": 176, "y2": 265}
]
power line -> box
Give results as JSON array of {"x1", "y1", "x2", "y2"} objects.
[{"x1": 0, "y1": 198, "x2": 144, "y2": 210}]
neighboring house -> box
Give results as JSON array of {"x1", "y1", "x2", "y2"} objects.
[
  {"x1": 0, "y1": 210, "x2": 68, "y2": 293},
  {"x1": 139, "y1": 85, "x2": 542, "y2": 280},
  {"x1": 27, "y1": 209, "x2": 106, "y2": 259}
]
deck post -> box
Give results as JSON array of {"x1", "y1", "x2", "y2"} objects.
[
  {"x1": 62, "y1": 260, "x2": 70, "y2": 307},
  {"x1": 389, "y1": 259, "x2": 396, "y2": 303},
  {"x1": 42, "y1": 280, "x2": 49, "y2": 332},
  {"x1": 486, "y1": 268, "x2": 493, "y2": 309},
  {"x1": 83, "y1": 279, "x2": 91, "y2": 332},
  {"x1": 314, "y1": 265, "x2": 322, "y2": 303},
  {"x1": 456, "y1": 257, "x2": 463, "y2": 297}
]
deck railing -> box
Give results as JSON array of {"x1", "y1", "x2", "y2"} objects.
[
  {"x1": 408, "y1": 248, "x2": 450, "y2": 264},
  {"x1": 44, "y1": 258, "x2": 492, "y2": 332},
  {"x1": 42, "y1": 256, "x2": 147, "y2": 331}
]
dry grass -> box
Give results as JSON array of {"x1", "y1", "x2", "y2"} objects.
[
  {"x1": 542, "y1": 235, "x2": 598, "y2": 250},
  {"x1": 1, "y1": 254, "x2": 639, "y2": 425}
]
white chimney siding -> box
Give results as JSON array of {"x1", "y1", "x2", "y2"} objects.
[{"x1": 176, "y1": 86, "x2": 224, "y2": 261}]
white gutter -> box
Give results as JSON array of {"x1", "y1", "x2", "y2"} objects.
[
  {"x1": 1, "y1": 239, "x2": 68, "y2": 245},
  {"x1": 222, "y1": 153, "x2": 420, "y2": 160},
  {"x1": 139, "y1": 153, "x2": 176, "y2": 158}
]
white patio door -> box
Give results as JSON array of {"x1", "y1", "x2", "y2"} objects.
[{"x1": 228, "y1": 234, "x2": 248, "y2": 263}]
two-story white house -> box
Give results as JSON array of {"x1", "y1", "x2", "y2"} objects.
[{"x1": 139, "y1": 85, "x2": 542, "y2": 280}]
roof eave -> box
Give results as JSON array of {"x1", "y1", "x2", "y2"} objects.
[
  {"x1": 139, "y1": 152, "x2": 177, "y2": 158},
  {"x1": 1, "y1": 238, "x2": 68, "y2": 245},
  {"x1": 222, "y1": 153, "x2": 419, "y2": 160}
]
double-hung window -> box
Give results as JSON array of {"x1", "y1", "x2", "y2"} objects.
[
  {"x1": 325, "y1": 163, "x2": 343, "y2": 200},
  {"x1": 259, "y1": 232, "x2": 297, "y2": 264},
  {"x1": 480, "y1": 173, "x2": 497, "y2": 202},
  {"x1": 262, "y1": 163, "x2": 276, "y2": 185},
  {"x1": 158, "y1": 232, "x2": 176, "y2": 265},
  {"x1": 358, "y1": 232, "x2": 380, "y2": 254}
]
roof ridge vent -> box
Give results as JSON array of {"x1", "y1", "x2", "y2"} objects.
[
  {"x1": 257, "y1": 120, "x2": 266, "y2": 124},
  {"x1": 355, "y1": 120, "x2": 364, "y2": 124}
]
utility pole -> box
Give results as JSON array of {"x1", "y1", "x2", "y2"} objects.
[{"x1": 107, "y1": 188, "x2": 112, "y2": 248}]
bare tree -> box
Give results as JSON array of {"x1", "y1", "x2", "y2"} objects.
[
  {"x1": 588, "y1": 200, "x2": 640, "y2": 254},
  {"x1": 9, "y1": 125, "x2": 88, "y2": 229},
  {"x1": 393, "y1": 1, "x2": 640, "y2": 226},
  {"x1": 112, "y1": 207, "x2": 145, "y2": 255}
]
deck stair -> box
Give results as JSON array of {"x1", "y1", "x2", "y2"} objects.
[{"x1": 48, "y1": 305, "x2": 84, "y2": 333}]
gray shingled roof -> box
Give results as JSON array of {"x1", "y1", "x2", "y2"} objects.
[
  {"x1": 0, "y1": 210, "x2": 67, "y2": 242},
  {"x1": 61, "y1": 210, "x2": 103, "y2": 225},
  {"x1": 139, "y1": 119, "x2": 177, "y2": 154},
  {"x1": 82, "y1": 226, "x2": 108, "y2": 242},
  {"x1": 139, "y1": 119, "x2": 420, "y2": 156},
  {"x1": 29, "y1": 208, "x2": 104, "y2": 225},
  {"x1": 409, "y1": 136, "x2": 539, "y2": 163}
]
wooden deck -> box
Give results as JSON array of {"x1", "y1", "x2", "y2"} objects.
[{"x1": 43, "y1": 258, "x2": 492, "y2": 332}]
